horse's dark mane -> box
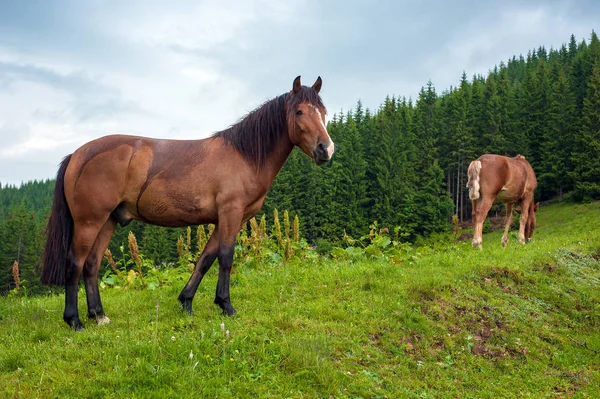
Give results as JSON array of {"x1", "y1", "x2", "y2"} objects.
[{"x1": 213, "y1": 86, "x2": 326, "y2": 168}]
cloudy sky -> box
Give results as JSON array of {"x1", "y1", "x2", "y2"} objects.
[{"x1": 0, "y1": 0, "x2": 598, "y2": 186}]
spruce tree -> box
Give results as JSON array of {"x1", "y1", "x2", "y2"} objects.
[
  {"x1": 328, "y1": 113, "x2": 367, "y2": 237},
  {"x1": 481, "y1": 73, "x2": 506, "y2": 154},
  {"x1": 370, "y1": 98, "x2": 397, "y2": 229},
  {"x1": 411, "y1": 161, "x2": 454, "y2": 239},
  {"x1": 541, "y1": 61, "x2": 576, "y2": 200},
  {"x1": 449, "y1": 72, "x2": 475, "y2": 221},
  {"x1": 571, "y1": 63, "x2": 600, "y2": 200},
  {"x1": 413, "y1": 81, "x2": 440, "y2": 176},
  {"x1": 142, "y1": 225, "x2": 176, "y2": 266}
]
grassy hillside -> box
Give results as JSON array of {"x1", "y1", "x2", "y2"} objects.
[{"x1": 1, "y1": 201, "x2": 599, "y2": 398}]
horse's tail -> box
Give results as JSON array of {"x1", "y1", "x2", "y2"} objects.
[
  {"x1": 41, "y1": 154, "x2": 73, "y2": 286},
  {"x1": 466, "y1": 160, "x2": 482, "y2": 200}
]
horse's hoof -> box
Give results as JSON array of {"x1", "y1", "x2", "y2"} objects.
[
  {"x1": 221, "y1": 305, "x2": 236, "y2": 317},
  {"x1": 471, "y1": 238, "x2": 482, "y2": 249},
  {"x1": 97, "y1": 316, "x2": 111, "y2": 326},
  {"x1": 69, "y1": 319, "x2": 85, "y2": 331},
  {"x1": 179, "y1": 298, "x2": 193, "y2": 315}
]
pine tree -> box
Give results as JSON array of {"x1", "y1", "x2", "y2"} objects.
[
  {"x1": 540, "y1": 61, "x2": 576, "y2": 200},
  {"x1": 448, "y1": 72, "x2": 475, "y2": 221},
  {"x1": 571, "y1": 63, "x2": 600, "y2": 200},
  {"x1": 481, "y1": 73, "x2": 505, "y2": 154},
  {"x1": 413, "y1": 81, "x2": 440, "y2": 175},
  {"x1": 506, "y1": 77, "x2": 529, "y2": 156},
  {"x1": 142, "y1": 224, "x2": 175, "y2": 266},
  {"x1": 370, "y1": 98, "x2": 397, "y2": 229},
  {"x1": 568, "y1": 34, "x2": 578, "y2": 60},
  {"x1": 410, "y1": 161, "x2": 454, "y2": 238},
  {"x1": 0, "y1": 204, "x2": 43, "y2": 294},
  {"x1": 571, "y1": 35, "x2": 593, "y2": 114},
  {"x1": 468, "y1": 75, "x2": 486, "y2": 153},
  {"x1": 328, "y1": 113, "x2": 368, "y2": 237},
  {"x1": 521, "y1": 60, "x2": 550, "y2": 169}
]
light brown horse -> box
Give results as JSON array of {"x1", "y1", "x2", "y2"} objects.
[
  {"x1": 466, "y1": 154, "x2": 539, "y2": 249},
  {"x1": 41, "y1": 76, "x2": 334, "y2": 330}
]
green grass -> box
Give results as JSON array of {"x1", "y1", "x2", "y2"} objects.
[{"x1": 1, "y1": 201, "x2": 599, "y2": 398}]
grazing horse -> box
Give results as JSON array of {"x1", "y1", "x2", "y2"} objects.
[
  {"x1": 466, "y1": 154, "x2": 539, "y2": 249},
  {"x1": 41, "y1": 76, "x2": 334, "y2": 330}
]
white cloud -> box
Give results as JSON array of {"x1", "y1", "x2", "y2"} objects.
[
  {"x1": 424, "y1": 4, "x2": 594, "y2": 91},
  {"x1": 110, "y1": 1, "x2": 303, "y2": 52},
  {"x1": 0, "y1": 123, "x2": 78, "y2": 158}
]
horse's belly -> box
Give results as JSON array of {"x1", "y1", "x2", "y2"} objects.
[
  {"x1": 135, "y1": 187, "x2": 217, "y2": 227},
  {"x1": 496, "y1": 189, "x2": 518, "y2": 203}
]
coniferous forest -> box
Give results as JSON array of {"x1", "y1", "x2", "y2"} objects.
[{"x1": 1, "y1": 32, "x2": 599, "y2": 295}]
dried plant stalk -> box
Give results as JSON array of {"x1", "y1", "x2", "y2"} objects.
[{"x1": 103, "y1": 249, "x2": 120, "y2": 275}]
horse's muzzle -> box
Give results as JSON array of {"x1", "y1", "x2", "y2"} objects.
[{"x1": 313, "y1": 141, "x2": 335, "y2": 165}]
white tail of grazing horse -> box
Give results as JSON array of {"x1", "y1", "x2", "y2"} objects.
[{"x1": 467, "y1": 160, "x2": 482, "y2": 200}]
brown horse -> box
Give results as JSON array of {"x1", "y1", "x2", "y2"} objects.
[
  {"x1": 466, "y1": 154, "x2": 539, "y2": 249},
  {"x1": 41, "y1": 76, "x2": 334, "y2": 330}
]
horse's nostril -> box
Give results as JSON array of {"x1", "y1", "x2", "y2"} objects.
[{"x1": 318, "y1": 142, "x2": 326, "y2": 152}]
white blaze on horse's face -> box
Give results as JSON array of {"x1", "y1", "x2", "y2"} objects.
[
  {"x1": 293, "y1": 102, "x2": 335, "y2": 165},
  {"x1": 312, "y1": 105, "x2": 335, "y2": 159}
]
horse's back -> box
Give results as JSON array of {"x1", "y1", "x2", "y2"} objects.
[{"x1": 477, "y1": 154, "x2": 536, "y2": 202}]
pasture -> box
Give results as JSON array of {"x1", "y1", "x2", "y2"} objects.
[{"x1": 1, "y1": 200, "x2": 599, "y2": 398}]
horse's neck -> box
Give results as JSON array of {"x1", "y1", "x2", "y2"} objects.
[{"x1": 260, "y1": 135, "x2": 295, "y2": 187}]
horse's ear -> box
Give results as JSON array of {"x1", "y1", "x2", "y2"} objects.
[
  {"x1": 312, "y1": 76, "x2": 322, "y2": 93},
  {"x1": 292, "y1": 76, "x2": 301, "y2": 94},
  {"x1": 534, "y1": 202, "x2": 540, "y2": 212}
]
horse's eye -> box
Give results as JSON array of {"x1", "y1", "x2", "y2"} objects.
[{"x1": 296, "y1": 110, "x2": 303, "y2": 116}]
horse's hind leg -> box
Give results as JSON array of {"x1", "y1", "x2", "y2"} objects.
[
  {"x1": 501, "y1": 203, "x2": 514, "y2": 247},
  {"x1": 472, "y1": 196, "x2": 494, "y2": 249},
  {"x1": 63, "y1": 250, "x2": 85, "y2": 330},
  {"x1": 178, "y1": 228, "x2": 219, "y2": 314},
  {"x1": 83, "y1": 217, "x2": 117, "y2": 325},
  {"x1": 64, "y1": 221, "x2": 107, "y2": 330},
  {"x1": 470, "y1": 199, "x2": 479, "y2": 247}
]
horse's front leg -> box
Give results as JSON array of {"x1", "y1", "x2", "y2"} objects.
[
  {"x1": 178, "y1": 229, "x2": 219, "y2": 314},
  {"x1": 472, "y1": 196, "x2": 493, "y2": 249},
  {"x1": 214, "y1": 244, "x2": 237, "y2": 316},
  {"x1": 214, "y1": 208, "x2": 244, "y2": 316}
]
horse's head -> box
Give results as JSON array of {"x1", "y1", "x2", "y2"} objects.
[
  {"x1": 287, "y1": 76, "x2": 334, "y2": 165},
  {"x1": 525, "y1": 202, "x2": 540, "y2": 241}
]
